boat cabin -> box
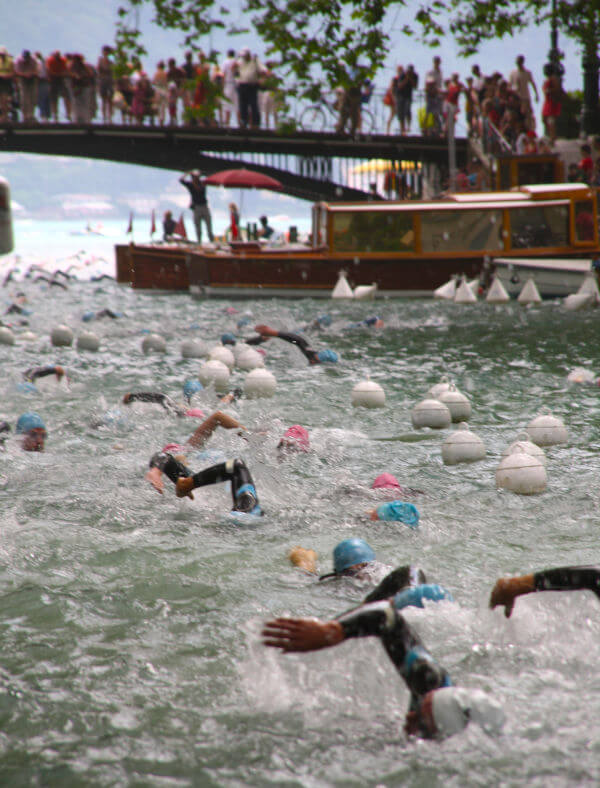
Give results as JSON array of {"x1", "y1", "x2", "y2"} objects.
[{"x1": 311, "y1": 183, "x2": 598, "y2": 259}]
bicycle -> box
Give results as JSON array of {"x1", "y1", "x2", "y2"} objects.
[{"x1": 299, "y1": 90, "x2": 375, "y2": 134}]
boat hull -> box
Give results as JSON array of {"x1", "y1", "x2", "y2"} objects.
[{"x1": 492, "y1": 257, "x2": 595, "y2": 298}]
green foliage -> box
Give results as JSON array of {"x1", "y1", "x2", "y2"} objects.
[{"x1": 556, "y1": 90, "x2": 583, "y2": 138}]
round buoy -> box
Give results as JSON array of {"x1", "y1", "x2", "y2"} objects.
[
  {"x1": 244, "y1": 367, "x2": 277, "y2": 398},
  {"x1": 141, "y1": 333, "x2": 166, "y2": 354},
  {"x1": 351, "y1": 378, "x2": 385, "y2": 408},
  {"x1": 181, "y1": 339, "x2": 207, "y2": 359},
  {"x1": 51, "y1": 324, "x2": 74, "y2": 347},
  {"x1": 439, "y1": 384, "x2": 471, "y2": 423},
  {"x1": 496, "y1": 448, "x2": 547, "y2": 494},
  {"x1": 236, "y1": 346, "x2": 265, "y2": 371},
  {"x1": 209, "y1": 345, "x2": 235, "y2": 370},
  {"x1": 20, "y1": 331, "x2": 37, "y2": 342},
  {"x1": 198, "y1": 359, "x2": 230, "y2": 390},
  {"x1": 0, "y1": 326, "x2": 15, "y2": 345},
  {"x1": 427, "y1": 375, "x2": 451, "y2": 399},
  {"x1": 411, "y1": 398, "x2": 451, "y2": 430},
  {"x1": 502, "y1": 432, "x2": 546, "y2": 466},
  {"x1": 526, "y1": 411, "x2": 568, "y2": 447},
  {"x1": 442, "y1": 422, "x2": 486, "y2": 465},
  {"x1": 77, "y1": 330, "x2": 100, "y2": 352}
]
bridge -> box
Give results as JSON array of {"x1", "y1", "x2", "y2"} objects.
[{"x1": 0, "y1": 123, "x2": 469, "y2": 202}]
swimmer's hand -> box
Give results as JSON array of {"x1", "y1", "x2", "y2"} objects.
[
  {"x1": 145, "y1": 466, "x2": 165, "y2": 494},
  {"x1": 262, "y1": 618, "x2": 344, "y2": 652},
  {"x1": 176, "y1": 476, "x2": 195, "y2": 500},
  {"x1": 54, "y1": 365, "x2": 65, "y2": 379},
  {"x1": 489, "y1": 575, "x2": 535, "y2": 618},
  {"x1": 123, "y1": 393, "x2": 133, "y2": 404},
  {"x1": 288, "y1": 546, "x2": 318, "y2": 574},
  {"x1": 254, "y1": 324, "x2": 278, "y2": 338}
]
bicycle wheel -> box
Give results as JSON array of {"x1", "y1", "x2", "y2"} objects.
[
  {"x1": 360, "y1": 108, "x2": 376, "y2": 134},
  {"x1": 299, "y1": 105, "x2": 327, "y2": 132}
]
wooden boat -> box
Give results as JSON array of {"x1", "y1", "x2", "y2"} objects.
[
  {"x1": 115, "y1": 183, "x2": 600, "y2": 297},
  {"x1": 491, "y1": 257, "x2": 596, "y2": 298}
]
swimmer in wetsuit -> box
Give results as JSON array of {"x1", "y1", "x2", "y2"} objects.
[
  {"x1": 248, "y1": 324, "x2": 338, "y2": 365},
  {"x1": 23, "y1": 365, "x2": 65, "y2": 384},
  {"x1": 490, "y1": 566, "x2": 600, "y2": 618},
  {"x1": 123, "y1": 391, "x2": 187, "y2": 416},
  {"x1": 263, "y1": 595, "x2": 502, "y2": 739},
  {"x1": 148, "y1": 453, "x2": 262, "y2": 515}
]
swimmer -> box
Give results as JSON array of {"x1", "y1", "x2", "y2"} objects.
[
  {"x1": 343, "y1": 316, "x2": 384, "y2": 330},
  {"x1": 249, "y1": 324, "x2": 338, "y2": 365},
  {"x1": 371, "y1": 473, "x2": 424, "y2": 497},
  {"x1": 263, "y1": 597, "x2": 502, "y2": 739},
  {"x1": 277, "y1": 425, "x2": 310, "y2": 456},
  {"x1": 490, "y1": 566, "x2": 600, "y2": 618},
  {"x1": 82, "y1": 308, "x2": 122, "y2": 322},
  {"x1": 15, "y1": 412, "x2": 47, "y2": 452},
  {"x1": 23, "y1": 365, "x2": 65, "y2": 384},
  {"x1": 367, "y1": 500, "x2": 420, "y2": 527},
  {"x1": 123, "y1": 391, "x2": 187, "y2": 416},
  {"x1": 289, "y1": 538, "x2": 452, "y2": 608},
  {"x1": 148, "y1": 453, "x2": 262, "y2": 515}
]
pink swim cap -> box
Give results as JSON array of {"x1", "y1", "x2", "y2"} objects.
[
  {"x1": 255, "y1": 347, "x2": 266, "y2": 357},
  {"x1": 185, "y1": 408, "x2": 206, "y2": 419},
  {"x1": 280, "y1": 425, "x2": 310, "y2": 452},
  {"x1": 162, "y1": 443, "x2": 185, "y2": 453},
  {"x1": 372, "y1": 472, "x2": 401, "y2": 490}
]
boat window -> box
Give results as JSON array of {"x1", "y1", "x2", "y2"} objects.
[
  {"x1": 332, "y1": 211, "x2": 415, "y2": 252},
  {"x1": 420, "y1": 209, "x2": 503, "y2": 252},
  {"x1": 574, "y1": 201, "x2": 595, "y2": 242},
  {"x1": 509, "y1": 204, "x2": 569, "y2": 248}
]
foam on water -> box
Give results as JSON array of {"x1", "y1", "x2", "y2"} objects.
[{"x1": 1, "y1": 239, "x2": 600, "y2": 783}]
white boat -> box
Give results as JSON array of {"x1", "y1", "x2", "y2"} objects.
[{"x1": 492, "y1": 257, "x2": 596, "y2": 298}]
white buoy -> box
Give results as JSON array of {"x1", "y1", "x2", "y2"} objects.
[
  {"x1": 427, "y1": 375, "x2": 451, "y2": 399},
  {"x1": 20, "y1": 331, "x2": 37, "y2": 342},
  {"x1": 0, "y1": 176, "x2": 14, "y2": 255},
  {"x1": 454, "y1": 276, "x2": 477, "y2": 304},
  {"x1": 439, "y1": 384, "x2": 471, "y2": 423},
  {"x1": 496, "y1": 448, "x2": 547, "y2": 494},
  {"x1": 567, "y1": 367, "x2": 596, "y2": 384},
  {"x1": 332, "y1": 271, "x2": 354, "y2": 299},
  {"x1": 181, "y1": 339, "x2": 207, "y2": 359},
  {"x1": 434, "y1": 277, "x2": 457, "y2": 300},
  {"x1": 353, "y1": 283, "x2": 377, "y2": 300},
  {"x1": 502, "y1": 432, "x2": 546, "y2": 466},
  {"x1": 526, "y1": 411, "x2": 568, "y2": 447},
  {"x1": 517, "y1": 277, "x2": 541, "y2": 305},
  {"x1": 486, "y1": 275, "x2": 510, "y2": 304},
  {"x1": 236, "y1": 346, "x2": 264, "y2": 370},
  {"x1": 198, "y1": 359, "x2": 230, "y2": 391},
  {"x1": 564, "y1": 292, "x2": 594, "y2": 311},
  {"x1": 141, "y1": 333, "x2": 166, "y2": 354},
  {"x1": 77, "y1": 330, "x2": 100, "y2": 352},
  {"x1": 442, "y1": 422, "x2": 486, "y2": 465},
  {"x1": 577, "y1": 271, "x2": 600, "y2": 302},
  {"x1": 411, "y1": 398, "x2": 452, "y2": 429},
  {"x1": 468, "y1": 277, "x2": 480, "y2": 296},
  {"x1": 0, "y1": 326, "x2": 15, "y2": 345},
  {"x1": 244, "y1": 367, "x2": 277, "y2": 398},
  {"x1": 351, "y1": 377, "x2": 386, "y2": 408},
  {"x1": 209, "y1": 345, "x2": 235, "y2": 370},
  {"x1": 51, "y1": 324, "x2": 74, "y2": 347}
]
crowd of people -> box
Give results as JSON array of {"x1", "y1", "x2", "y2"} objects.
[{"x1": 0, "y1": 44, "x2": 574, "y2": 149}]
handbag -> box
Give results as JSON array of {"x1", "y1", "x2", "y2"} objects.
[{"x1": 383, "y1": 88, "x2": 393, "y2": 107}]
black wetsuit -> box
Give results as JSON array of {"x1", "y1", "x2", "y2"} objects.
[
  {"x1": 125, "y1": 392, "x2": 185, "y2": 416},
  {"x1": 336, "y1": 599, "x2": 452, "y2": 732},
  {"x1": 149, "y1": 454, "x2": 262, "y2": 515},
  {"x1": 23, "y1": 365, "x2": 62, "y2": 383},
  {"x1": 247, "y1": 331, "x2": 319, "y2": 364},
  {"x1": 532, "y1": 566, "x2": 600, "y2": 597}
]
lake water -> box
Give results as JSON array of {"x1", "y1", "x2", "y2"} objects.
[{"x1": 0, "y1": 222, "x2": 600, "y2": 786}]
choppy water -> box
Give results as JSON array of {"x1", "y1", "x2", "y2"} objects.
[{"x1": 1, "y1": 239, "x2": 600, "y2": 786}]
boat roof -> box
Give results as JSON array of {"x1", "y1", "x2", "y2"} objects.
[
  {"x1": 493, "y1": 257, "x2": 593, "y2": 273},
  {"x1": 323, "y1": 198, "x2": 570, "y2": 212}
]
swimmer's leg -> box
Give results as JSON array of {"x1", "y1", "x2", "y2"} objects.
[{"x1": 176, "y1": 458, "x2": 260, "y2": 513}]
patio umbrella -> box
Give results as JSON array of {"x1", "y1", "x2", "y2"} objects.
[{"x1": 204, "y1": 169, "x2": 283, "y2": 236}]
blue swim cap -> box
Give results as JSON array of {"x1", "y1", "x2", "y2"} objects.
[
  {"x1": 183, "y1": 379, "x2": 203, "y2": 402},
  {"x1": 393, "y1": 584, "x2": 454, "y2": 611},
  {"x1": 16, "y1": 412, "x2": 46, "y2": 434},
  {"x1": 333, "y1": 538, "x2": 375, "y2": 574},
  {"x1": 82, "y1": 311, "x2": 95, "y2": 322},
  {"x1": 221, "y1": 332, "x2": 236, "y2": 346},
  {"x1": 237, "y1": 317, "x2": 251, "y2": 329},
  {"x1": 317, "y1": 314, "x2": 332, "y2": 327},
  {"x1": 375, "y1": 501, "x2": 420, "y2": 528},
  {"x1": 16, "y1": 381, "x2": 39, "y2": 394},
  {"x1": 317, "y1": 349, "x2": 339, "y2": 363}
]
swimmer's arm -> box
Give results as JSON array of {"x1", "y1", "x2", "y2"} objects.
[
  {"x1": 122, "y1": 392, "x2": 185, "y2": 415},
  {"x1": 288, "y1": 546, "x2": 318, "y2": 574},
  {"x1": 262, "y1": 617, "x2": 345, "y2": 652},
  {"x1": 146, "y1": 451, "x2": 192, "y2": 493},
  {"x1": 363, "y1": 566, "x2": 415, "y2": 604},
  {"x1": 490, "y1": 567, "x2": 600, "y2": 618},
  {"x1": 186, "y1": 411, "x2": 244, "y2": 449},
  {"x1": 245, "y1": 334, "x2": 268, "y2": 346}
]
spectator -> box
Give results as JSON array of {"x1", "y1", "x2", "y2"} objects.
[
  {"x1": 152, "y1": 61, "x2": 168, "y2": 125},
  {"x1": 131, "y1": 71, "x2": 154, "y2": 124},
  {"x1": 229, "y1": 202, "x2": 240, "y2": 240},
  {"x1": 336, "y1": 63, "x2": 364, "y2": 136},
  {"x1": 191, "y1": 61, "x2": 215, "y2": 126},
  {"x1": 114, "y1": 69, "x2": 133, "y2": 123},
  {"x1": 14, "y1": 49, "x2": 38, "y2": 123},
  {"x1": 257, "y1": 215, "x2": 274, "y2": 240},
  {"x1": 97, "y1": 45, "x2": 114, "y2": 124},
  {"x1": 578, "y1": 144, "x2": 594, "y2": 184},
  {"x1": 464, "y1": 76, "x2": 479, "y2": 136},
  {"x1": 179, "y1": 169, "x2": 214, "y2": 243},
  {"x1": 422, "y1": 77, "x2": 440, "y2": 136},
  {"x1": 444, "y1": 72, "x2": 463, "y2": 133},
  {"x1": 509, "y1": 55, "x2": 538, "y2": 131},
  {"x1": 167, "y1": 81, "x2": 178, "y2": 125},
  {"x1": 0, "y1": 47, "x2": 15, "y2": 123},
  {"x1": 181, "y1": 51, "x2": 195, "y2": 117},
  {"x1": 221, "y1": 49, "x2": 239, "y2": 127},
  {"x1": 567, "y1": 162, "x2": 585, "y2": 183},
  {"x1": 541, "y1": 64, "x2": 562, "y2": 144},
  {"x1": 162, "y1": 210, "x2": 176, "y2": 240},
  {"x1": 211, "y1": 61, "x2": 225, "y2": 125},
  {"x1": 471, "y1": 64, "x2": 485, "y2": 102},
  {"x1": 259, "y1": 60, "x2": 281, "y2": 130},
  {"x1": 35, "y1": 52, "x2": 50, "y2": 122},
  {"x1": 383, "y1": 72, "x2": 396, "y2": 134},
  {"x1": 426, "y1": 55, "x2": 443, "y2": 92},
  {"x1": 400, "y1": 64, "x2": 418, "y2": 133},
  {"x1": 237, "y1": 48, "x2": 263, "y2": 129},
  {"x1": 46, "y1": 50, "x2": 71, "y2": 121},
  {"x1": 69, "y1": 54, "x2": 93, "y2": 124}
]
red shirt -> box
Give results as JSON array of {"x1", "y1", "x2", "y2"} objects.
[{"x1": 46, "y1": 53, "x2": 67, "y2": 77}]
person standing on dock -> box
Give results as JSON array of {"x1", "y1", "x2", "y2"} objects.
[{"x1": 179, "y1": 170, "x2": 214, "y2": 244}]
